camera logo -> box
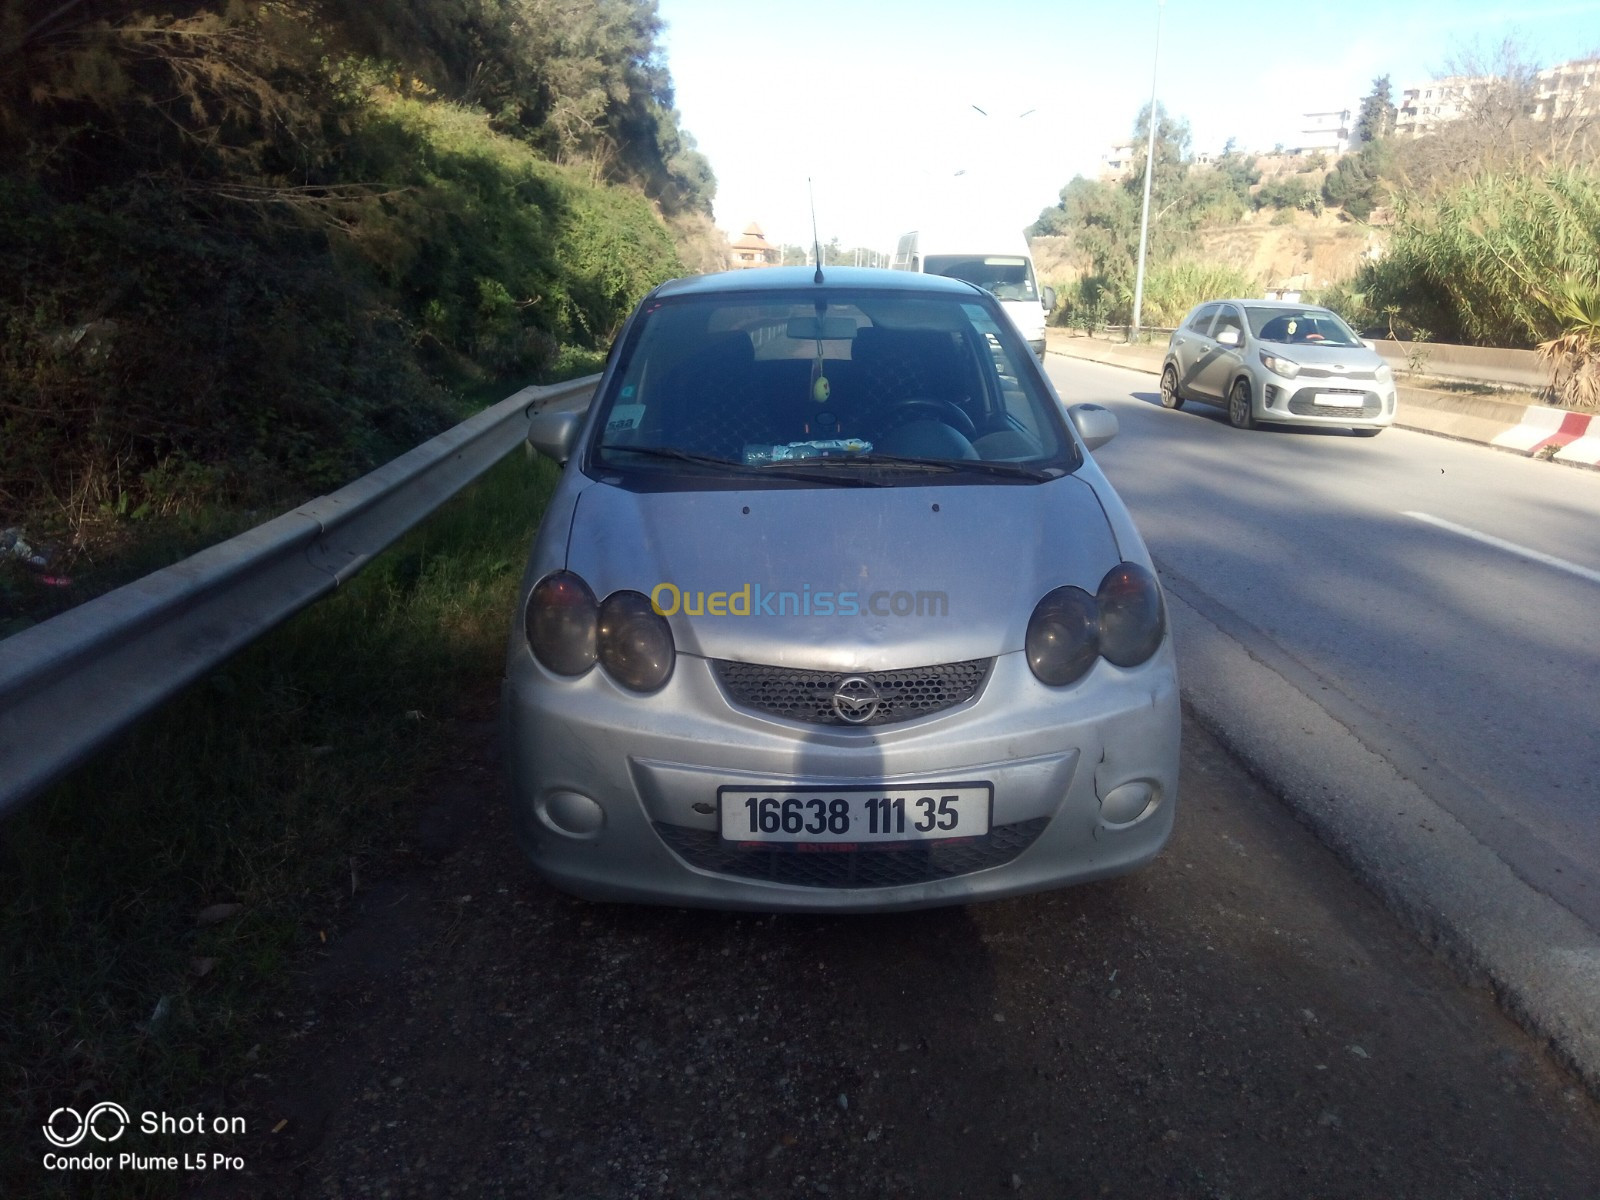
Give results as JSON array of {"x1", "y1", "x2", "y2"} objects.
[{"x1": 43, "y1": 1102, "x2": 130, "y2": 1148}]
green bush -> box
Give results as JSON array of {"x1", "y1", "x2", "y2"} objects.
[
  {"x1": 1330, "y1": 165, "x2": 1600, "y2": 347},
  {"x1": 1255, "y1": 177, "x2": 1316, "y2": 211},
  {"x1": 1114, "y1": 260, "x2": 1261, "y2": 327},
  {"x1": 0, "y1": 88, "x2": 680, "y2": 569}
]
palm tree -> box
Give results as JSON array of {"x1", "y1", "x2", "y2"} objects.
[{"x1": 1537, "y1": 279, "x2": 1600, "y2": 410}]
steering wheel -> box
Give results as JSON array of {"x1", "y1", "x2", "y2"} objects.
[{"x1": 885, "y1": 397, "x2": 977, "y2": 441}]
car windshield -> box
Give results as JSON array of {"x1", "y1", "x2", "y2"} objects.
[
  {"x1": 588, "y1": 287, "x2": 1076, "y2": 487},
  {"x1": 922, "y1": 255, "x2": 1039, "y2": 302},
  {"x1": 1249, "y1": 307, "x2": 1363, "y2": 347}
]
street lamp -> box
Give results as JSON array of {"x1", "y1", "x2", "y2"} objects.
[
  {"x1": 1130, "y1": 0, "x2": 1166, "y2": 344},
  {"x1": 958, "y1": 103, "x2": 1037, "y2": 179}
]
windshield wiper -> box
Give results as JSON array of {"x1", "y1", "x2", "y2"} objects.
[
  {"x1": 598, "y1": 444, "x2": 884, "y2": 486},
  {"x1": 769, "y1": 453, "x2": 1057, "y2": 481}
]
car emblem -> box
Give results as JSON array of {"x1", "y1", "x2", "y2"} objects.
[{"x1": 832, "y1": 677, "x2": 882, "y2": 724}]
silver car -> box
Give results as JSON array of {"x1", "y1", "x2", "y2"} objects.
[
  {"x1": 1160, "y1": 300, "x2": 1396, "y2": 435},
  {"x1": 503, "y1": 267, "x2": 1179, "y2": 912}
]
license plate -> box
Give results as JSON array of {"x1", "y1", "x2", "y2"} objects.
[
  {"x1": 718, "y1": 783, "x2": 992, "y2": 844},
  {"x1": 1312, "y1": 392, "x2": 1364, "y2": 407}
]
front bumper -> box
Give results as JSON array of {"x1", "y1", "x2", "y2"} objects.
[
  {"x1": 1258, "y1": 372, "x2": 1396, "y2": 427},
  {"x1": 501, "y1": 647, "x2": 1180, "y2": 912}
]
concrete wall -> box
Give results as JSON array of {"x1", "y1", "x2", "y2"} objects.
[{"x1": 1371, "y1": 339, "x2": 1546, "y2": 390}]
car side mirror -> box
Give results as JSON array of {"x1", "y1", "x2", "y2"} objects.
[
  {"x1": 1362, "y1": 339, "x2": 1377, "y2": 351},
  {"x1": 526, "y1": 409, "x2": 583, "y2": 464},
  {"x1": 1216, "y1": 327, "x2": 1242, "y2": 347},
  {"x1": 1068, "y1": 403, "x2": 1118, "y2": 451},
  {"x1": 1041, "y1": 285, "x2": 1057, "y2": 311}
]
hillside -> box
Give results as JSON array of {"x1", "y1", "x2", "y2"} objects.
[{"x1": 1, "y1": 0, "x2": 716, "y2": 621}]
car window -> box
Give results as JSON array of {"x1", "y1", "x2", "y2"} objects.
[
  {"x1": 922, "y1": 255, "x2": 1039, "y2": 302},
  {"x1": 1249, "y1": 307, "x2": 1363, "y2": 347},
  {"x1": 1211, "y1": 306, "x2": 1245, "y2": 343},
  {"x1": 1186, "y1": 304, "x2": 1220, "y2": 333},
  {"x1": 589, "y1": 287, "x2": 1076, "y2": 485}
]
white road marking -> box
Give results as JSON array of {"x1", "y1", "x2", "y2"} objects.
[{"x1": 1403, "y1": 511, "x2": 1600, "y2": 586}]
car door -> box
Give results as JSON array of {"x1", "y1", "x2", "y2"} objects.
[
  {"x1": 1192, "y1": 304, "x2": 1246, "y2": 400},
  {"x1": 1167, "y1": 304, "x2": 1219, "y2": 395}
]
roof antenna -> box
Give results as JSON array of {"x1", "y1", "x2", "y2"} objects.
[{"x1": 808, "y1": 177, "x2": 824, "y2": 284}]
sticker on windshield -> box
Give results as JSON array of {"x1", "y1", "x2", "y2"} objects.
[
  {"x1": 743, "y1": 439, "x2": 872, "y2": 464},
  {"x1": 606, "y1": 404, "x2": 646, "y2": 435}
]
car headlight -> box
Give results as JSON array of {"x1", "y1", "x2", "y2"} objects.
[
  {"x1": 1026, "y1": 564, "x2": 1167, "y2": 686},
  {"x1": 1259, "y1": 351, "x2": 1300, "y2": 379},
  {"x1": 524, "y1": 571, "x2": 598, "y2": 675},
  {"x1": 1375, "y1": 363, "x2": 1393, "y2": 382},
  {"x1": 597, "y1": 590, "x2": 675, "y2": 692},
  {"x1": 1096, "y1": 563, "x2": 1166, "y2": 667},
  {"x1": 1025, "y1": 586, "x2": 1100, "y2": 686}
]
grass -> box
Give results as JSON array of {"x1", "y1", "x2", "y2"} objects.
[{"x1": 0, "y1": 445, "x2": 563, "y2": 1198}]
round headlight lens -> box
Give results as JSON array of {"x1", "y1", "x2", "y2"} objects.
[
  {"x1": 1096, "y1": 563, "x2": 1166, "y2": 667},
  {"x1": 1026, "y1": 586, "x2": 1100, "y2": 686},
  {"x1": 597, "y1": 590, "x2": 675, "y2": 692},
  {"x1": 524, "y1": 571, "x2": 598, "y2": 676}
]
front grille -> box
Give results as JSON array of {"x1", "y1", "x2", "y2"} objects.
[
  {"x1": 1296, "y1": 366, "x2": 1377, "y2": 381},
  {"x1": 655, "y1": 818, "x2": 1049, "y2": 888},
  {"x1": 712, "y1": 659, "x2": 991, "y2": 727},
  {"x1": 1287, "y1": 388, "x2": 1382, "y2": 419}
]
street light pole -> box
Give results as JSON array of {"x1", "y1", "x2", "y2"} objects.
[{"x1": 1130, "y1": 0, "x2": 1166, "y2": 344}]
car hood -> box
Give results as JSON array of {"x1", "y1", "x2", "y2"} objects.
[{"x1": 562, "y1": 476, "x2": 1123, "y2": 671}]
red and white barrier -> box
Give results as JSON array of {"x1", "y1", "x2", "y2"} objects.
[{"x1": 1490, "y1": 406, "x2": 1600, "y2": 466}]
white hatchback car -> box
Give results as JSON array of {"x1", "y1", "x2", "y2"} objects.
[{"x1": 1161, "y1": 300, "x2": 1396, "y2": 435}]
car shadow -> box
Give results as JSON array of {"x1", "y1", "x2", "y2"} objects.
[{"x1": 1132, "y1": 390, "x2": 1379, "y2": 436}]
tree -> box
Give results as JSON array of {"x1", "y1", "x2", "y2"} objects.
[
  {"x1": 1127, "y1": 101, "x2": 1191, "y2": 201},
  {"x1": 1355, "y1": 75, "x2": 1397, "y2": 143},
  {"x1": 1323, "y1": 141, "x2": 1391, "y2": 219}
]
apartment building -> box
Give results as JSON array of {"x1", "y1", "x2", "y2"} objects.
[
  {"x1": 1532, "y1": 57, "x2": 1600, "y2": 120},
  {"x1": 1098, "y1": 143, "x2": 1136, "y2": 182},
  {"x1": 1396, "y1": 57, "x2": 1600, "y2": 136},
  {"x1": 1396, "y1": 76, "x2": 1481, "y2": 137},
  {"x1": 1299, "y1": 109, "x2": 1353, "y2": 154}
]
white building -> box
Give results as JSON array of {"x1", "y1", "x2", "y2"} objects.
[
  {"x1": 1396, "y1": 58, "x2": 1600, "y2": 137},
  {"x1": 1531, "y1": 58, "x2": 1600, "y2": 121},
  {"x1": 1098, "y1": 143, "x2": 1136, "y2": 182},
  {"x1": 1298, "y1": 109, "x2": 1352, "y2": 154},
  {"x1": 1396, "y1": 75, "x2": 1484, "y2": 138}
]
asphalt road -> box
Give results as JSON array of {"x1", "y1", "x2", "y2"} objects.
[
  {"x1": 1046, "y1": 355, "x2": 1600, "y2": 935},
  {"x1": 173, "y1": 699, "x2": 1600, "y2": 1200}
]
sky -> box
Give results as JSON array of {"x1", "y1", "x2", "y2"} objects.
[{"x1": 654, "y1": 0, "x2": 1600, "y2": 252}]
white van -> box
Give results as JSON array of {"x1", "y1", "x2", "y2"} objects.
[{"x1": 891, "y1": 228, "x2": 1055, "y2": 357}]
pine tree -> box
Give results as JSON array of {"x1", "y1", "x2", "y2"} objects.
[{"x1": 1356, "y1": 76, "x2": 1397, "y2": 144}]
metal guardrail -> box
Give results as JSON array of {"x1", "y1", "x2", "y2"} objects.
[{"x1": 0, "y1": 375, "x2": 599, "y2": 817}]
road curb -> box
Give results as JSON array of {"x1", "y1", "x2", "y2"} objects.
[
  {"x1": 1161, "y1": 574, "x2": 1600, "y2": 1102},
  {"x1": 1045, "y1": 333, "x2": 1599, "y2": 470}
]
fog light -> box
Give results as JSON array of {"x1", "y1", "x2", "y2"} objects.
[
  {"x1": 1265, "y1": 384, "x2": 1282, "y2": 406},
  {"x1": 1100, "y1": 780, "x2": 1158, "y2": 825},
  {"x1": 539, "y1": 790, "x2": 605, "y2": 838}
]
